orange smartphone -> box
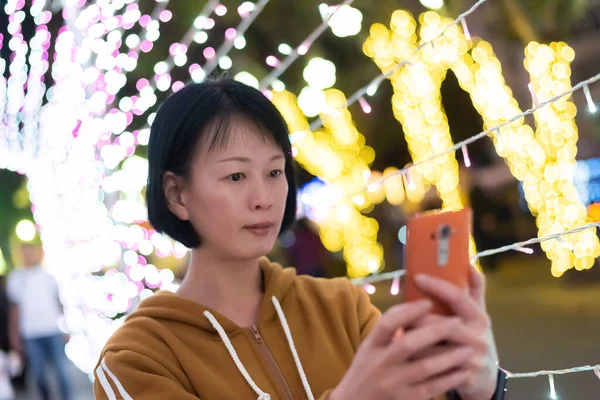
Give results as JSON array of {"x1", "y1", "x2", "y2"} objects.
[{"x1": 403, "y1": 208, "x2": 472, "y2": 315}]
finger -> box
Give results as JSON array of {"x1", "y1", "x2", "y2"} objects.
[
  {"x1": 411, "y1": 313, "x2": 447, "y2": 328},
  {"x1": 411, "y1": 369, "x2": 470, "y2": 400},
  {"x1": 409, "y1": 343, "x2": 461, "y2": 362},
  {"x1": 469, "y1": 264, "x2": 486, "y2": 307},
  {"x1": 369, "y1": 300, "x2": 432, "y2": 346},
  {"x1": 411, "y1": 319, "x2": 488, "y2": 354},
  {"x1": 443, "y1": 323, "x2": 488, "y2": 349},
  {"x1": 415, "y1": 274, "x2": 481, "y2": 322},
  {"x1": 390, "y1": 317, "x2": 462, "y2": 361},
  {"x1": 404, "y1": 346, "x2": 474, "y2": 384}
]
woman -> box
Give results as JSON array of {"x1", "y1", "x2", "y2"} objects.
[{"x1": 94, "y1": 79, "x2": 506, "y2": 399}]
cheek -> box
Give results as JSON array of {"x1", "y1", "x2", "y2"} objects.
[
  {"x1": 185, "y1": 185, "x2": 238, "y2": 230},
  {"x1": 275, "y1": 179, "x2": 289, "y2": 208}
]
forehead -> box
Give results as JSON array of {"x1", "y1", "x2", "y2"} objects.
[{"x1": 198, "y1": 114, "x2": 283, "y2": 158}]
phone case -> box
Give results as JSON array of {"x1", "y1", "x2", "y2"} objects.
[{"x1": 403, "y1": 208, "x2": 472, "y2": 315}]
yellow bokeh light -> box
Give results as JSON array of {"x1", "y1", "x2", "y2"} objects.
[
  {"x1": 365, "y1": 11, "x2": 597, "y2": 276},
  {"x1": 365, "y1": 10, "x2": 480, "y2": 264},
  {"x1": 271, "y1": 90, "x2": 384, "y2": 278}
]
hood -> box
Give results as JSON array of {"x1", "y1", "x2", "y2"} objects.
[{"x1": 126, "y1": 257, "x2": 297, "y2": 335}]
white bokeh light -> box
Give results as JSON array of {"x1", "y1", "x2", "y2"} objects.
[
  {"x1": 419, "y1": 0, "x2": 444, "y2": 10},
  {"x1": 234, "y1": 71, "x2": 259, "y2": 88},
  {"x1": 297, "y1": 86, "x2": 327, "y2": 117},
  {"x1": 303, "y1": 57, "x2": 336, "y2": 90},
  {"x1": 234, "y1": 35, "x2": 246, "y2": 50},
  {"x1": 16, "y1": 220, "x2": 37, "y2": 241},
  {"x1": 218, "y1": 56, "x2": 233, "y2": 70},
  {"x1": 328, "y1": 5, "x2": 363, "y2": 38}
]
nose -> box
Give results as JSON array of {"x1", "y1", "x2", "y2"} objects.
[{"x1": 249, "y1": 178, "x2": 273, "y2": 210}]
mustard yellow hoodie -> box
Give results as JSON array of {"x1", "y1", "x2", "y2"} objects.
[{"x1": 93, "y1": 258, "x2": 448, "y2": 399}]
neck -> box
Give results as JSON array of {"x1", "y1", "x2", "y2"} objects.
[{"x1": 176, "y1": 247, "x2": 264, "y2": 327}]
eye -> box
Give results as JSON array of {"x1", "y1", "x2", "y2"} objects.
[
  {"x1": 270, "y1": 169, "x2": 283, "y2": 178},
  {"x1": 228, "y1": 173, "x2": 245, "y2": 182}
]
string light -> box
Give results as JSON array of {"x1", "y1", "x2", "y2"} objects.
[
  {"x1": 528, "y1": 82, "x2": 540, "y2": 107},
  {"x1": 404, "y1": 171, "x2": 415, "y2": 191},
  {"x1": 524, "y1": 41, "x2": 599, "y2": 276},
  {"x1": 461, "y1": 145, "x2": 472, "y2": 167},
  {"x1": 201, "y1": 0, "x2": 271, "y2": 80},
  {"x1": 555, "y1": 236, "x2": 574, "y2": 251},
  {"x1": 352, "y1": 221, "x2": 600, "y2": 286},
  {"x1": 358, "y1": 97, "x2": 372, "y2": 113},
  {"x1": 390, "y1": 274, "x2": 400, "y2": 295},
  {"x1": 506, "y1": 364, "x2": 600, "y2": 398},
  {"x1": 582, "y1": 83, "x2": 597, "y2": 113},
  {"x1": 271, "y1": 89, "x2": 383, "y2": 278},
  {"x1": 310, "y1": 0, "x2": 492, "y2": 132},
  {"x1": 266, "y1": 55, "x2": 280, "y2": 67},
  {"x1": 3, "y1": 0, "x2": 29, "y2": 164},
  {"x1": 472, "y1": 221, "x2": 600, "y2": 263},
  {"x1": 460, "y1": 17, "x2": 471, "y2": 41},
  {"x1": 514, "y1": 246, "x2": 534, "y2": 255},
  {"x1": 360, "y1": 7, "x2": 600, "y2": 274},
  {"x1": 548, "y1": 374, "x2": 557, "y2": 399},
  {"x1": 259, "y1": 0, "x2": 357, "y2": 90},
  {"x1": 104, "y1": 0, "x2": 220, "y2": 140},
  {"x1": 364, "y1": 284, "x2": 376, "y2": 294},
  {"x1": 506, "y1": 364, "x2": 600, "y2": 379}
]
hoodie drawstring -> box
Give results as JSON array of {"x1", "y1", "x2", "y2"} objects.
[
  {"x1": 271, "y1": 296, "x2": 315, "y2": 400},
  {"x1": 204, "y1": 311, "x2": 271, "y2": 400},
  {"x1": 204, "y1": 297, "x2": 315, "y2": 400}
]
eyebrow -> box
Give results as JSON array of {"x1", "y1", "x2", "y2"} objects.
[{"x1": 217, "y1": 154, "x2": 285, "y2": 163}]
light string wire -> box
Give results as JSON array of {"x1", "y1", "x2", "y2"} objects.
[
  {"x1": 506, "y1": 364, "x2": 600, "y2": 379},
  {"x1": 321, "y1": 71, "x2": 600, "y2": 205},
  {"x1": 133, "y1": 0, "x2": 270, "y2": 131},
  {"x1": 201, "y1": 0, "x2": 271, "y2": 79},
  {"x1": 309, "y1": 0, "x2": 491, "y2": 132},
  {"x1": 258, "y1": 0, "x2": 357, "y2": 90},
  {"x1": 350, "y1": 221, "x2": 600, "y2": 285},
  {"x1": 137, "y1": 0, "x2": 219, "y2": 93}
]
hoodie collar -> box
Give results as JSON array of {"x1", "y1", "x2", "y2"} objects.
[{"x1": 129, "y1": 258, "x2": 297, "y2": 335}]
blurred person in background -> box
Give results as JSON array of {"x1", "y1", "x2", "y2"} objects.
[
  {"x1": 7, "y1": 242, "x2": 72, "y2": 400},
  {"x1": 0, "y1": 276, "x2": 19, "y2": 400},
  {"x1": 286, "y1": 218, "x2": 327, "y2": 277}
]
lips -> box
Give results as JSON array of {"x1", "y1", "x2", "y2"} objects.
[
  {"x1": 245, "y1": 222, "x2": 273, "y2": 229},
  {"x1": 244, "y1": 222, "x2": 274, "y2": 236}
]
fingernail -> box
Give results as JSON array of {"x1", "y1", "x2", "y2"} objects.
[{"x1": 415, "y1": 274, "x2": 429, "y2": 284}]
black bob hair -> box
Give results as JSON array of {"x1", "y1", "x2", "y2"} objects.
[{"x1": 146, "y1": 79, "x2": 297, "y2": 249}]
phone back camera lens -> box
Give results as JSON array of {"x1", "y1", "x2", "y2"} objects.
[{"x1": 439, "y1": 225, "x2": 451, "y2": 238}]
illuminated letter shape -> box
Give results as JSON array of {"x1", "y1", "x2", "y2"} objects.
[
  {"x1": 365, "y1": 10, "x2": 599, "y2": 275},
  {"x1": 271, "y1": 90, "x2": 383, "y2": 278},
  {"x1": 364, "y1": 11, "x2": 478, "y2": 260}
]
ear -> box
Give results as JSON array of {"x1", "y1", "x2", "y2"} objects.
[{"x1": 163, "y1": 171, "x2": 191, "y2": 221}]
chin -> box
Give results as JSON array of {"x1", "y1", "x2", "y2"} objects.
[{"x1": 233, "y1": 239, "x2": 277, "y2": 260}]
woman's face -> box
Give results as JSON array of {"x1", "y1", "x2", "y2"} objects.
[{"x1": 165, "y1": 117, "x2": 289, "y2": 260}]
